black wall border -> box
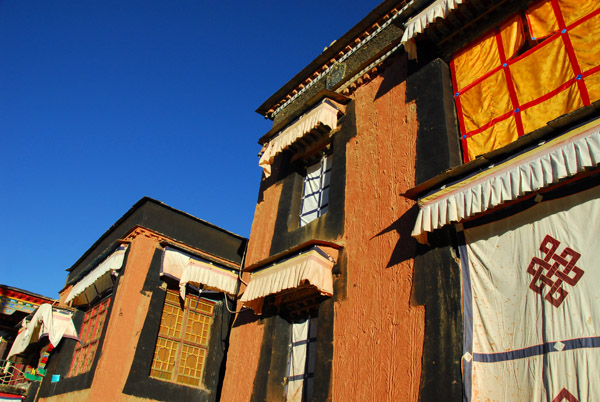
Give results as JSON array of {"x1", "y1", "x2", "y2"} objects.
[{"x1": 122, "y1": 248, "x2": 232, "y2": 402}]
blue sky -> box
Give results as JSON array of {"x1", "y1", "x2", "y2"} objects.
[{"x1": 0, "y1": 1, "x2": 380, "y2": 298}]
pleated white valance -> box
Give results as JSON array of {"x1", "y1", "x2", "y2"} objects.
[
  {"x1": 240, "y1": 246, "x2": 336, "y2": 314},
  {"x1": 66, "y1": 245, "x2": 128, "y2": 305},
  {"x1": 161, "y1": 247, "x2": 239, "y2": 299},
  {"x1": 412, "y1": 119, "x2": 600, "y2": 242},
  {"x1": 259, "y1": 100, "x2": 341, "y2": 177},
  {"x1": 401, "y1": 0, "x2": 464, "y2": 59},
  {"x1": 8, "y1": 304, "x2": 78, "y2": 359}
]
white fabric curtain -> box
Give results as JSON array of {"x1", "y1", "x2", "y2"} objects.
[
  {"x1": 460, "y1": 185, "x2": 600, "y2": 401},
  {"x1": 161, "y1": 247, "x2": 239, "y2": 299},
  {"x1": 259, "y1": 100, "x2": 340, "y2": 178},
  {"x1": 412, "y1": 119, "x2": 600, "y2": 241},
  {"x1": 240, "y1": 247, "x2": 336, "y2": 314},
  {"x1": 8, "y1": 304, "x2": 78, "y2": 360},
  {"x1": 401, "y1": 0, "x2": 464, "y2": 59},
  {"x1": 65, "y1": 245, "x2": 128, "y2": 305},
  {"x1": 286, "y1": 317, "x2": 318, "y2": 402}
]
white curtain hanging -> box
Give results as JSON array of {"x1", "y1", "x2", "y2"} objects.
[{"x1": 65, "y1": 245, "x2": 128, "y2": 305}]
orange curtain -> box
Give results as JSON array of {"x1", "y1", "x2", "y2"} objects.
[{"x1": 451, "y1": 0, "x2": 600, "y2": 162}]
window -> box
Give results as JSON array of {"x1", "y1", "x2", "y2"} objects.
[
  {"x1": 149, "y1": 290, "x2": 214, "y2": 388},
  {"x1": 286, "y1": 316, "x2": 318, "y2": 402},
  {"x1": 68, "y1": 297, "x2": 111, "y2": 377},
  {"x1": 299, "y1": 154, "x2": 332, "y2": 227}
]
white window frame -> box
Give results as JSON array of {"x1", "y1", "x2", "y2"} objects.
[{"x1": 299, "y1": 154, "x2": 332, "y2": 227}]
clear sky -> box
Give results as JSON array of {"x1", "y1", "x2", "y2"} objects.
[{"x1": 0, "y1": 1, "x2": 380, "y2": 298}]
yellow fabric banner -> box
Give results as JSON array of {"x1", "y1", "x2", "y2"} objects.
[{"x1": 452, "y1": 0, "x2": 600, "y2": 162}]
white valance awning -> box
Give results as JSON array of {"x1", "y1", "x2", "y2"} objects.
[
  {"x1": 412, "y1": 119, "x2": 600, "y2": 242},
  {"x1": 240, "y1": 246, "x2": 336, "y2": 314},
  {"x1": 65, "y1": 245, "x2": 128, "y2": 305},
  {"x1": 401, "y1": 0, "x2": 464, "y2": 60},
  {"x1": 8, "y1": 304, "x2": 78, "y2": 360},
  {"x1": 161, "y1": 247, "x2": 239, "y2": 299},
  {"x1": 259, "y1": 100, "x2": 341, "y2": 178}
]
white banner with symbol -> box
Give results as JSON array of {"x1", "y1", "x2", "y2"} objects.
[{"x1": 461, "y1": 183, "x2": 600, "y2": 402}]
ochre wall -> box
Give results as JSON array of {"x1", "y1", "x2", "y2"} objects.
[
  {"x1": 39, "y1": 229, "x2": 158, "y2": 402},
  {"x1": 332, "y1": 58, "x2": 424, "y2": 401},
  {"x1": 222, "y1": 54, "x2": 424, "y2": 401},
  {"x1": 219, "y1": 180, "x2": 284, "y2": 402},
  {"x1": 86, "y1": 230, "x2": 157, "y2": 401},
  {"x1": 41, "y1": 227, "x2": 233, "y2": 402}
]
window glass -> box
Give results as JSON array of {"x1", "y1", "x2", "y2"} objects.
[
  {"x1": 149, "y1": 290, "x2": 214, "y2": 388},
  {"x1": 299, "y1": 155, "x2": 333, "y2": 227},
  {"x1": 68, "y1": 297, "x2": 111, "y2": 377}
]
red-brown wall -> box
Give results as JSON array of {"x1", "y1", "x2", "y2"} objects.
[{"x1": 222, "y1": 54, "x2": 425, "y2": 401}]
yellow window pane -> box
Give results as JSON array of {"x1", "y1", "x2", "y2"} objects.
[
  {"x1": 557, "y1": 0, "x2": 600, "y2": 27},
  {"x1": 466, "y1": 116, "x2": 518, "y2": 161},
  {"x1": 510, "y1": 36, "x2": 571, "y2": 105},
  {"x1": 159, "y1": 304, "x2": 184, "y2": 338},
  {"x1": 570, "y1": 13, "x2": 600, "y2": 74},
  {"x1": 184, "y1": 310, "x2": 212, "y2": 346},
  {"x1": 526, "y1": 0, "x2": 559, "y2": 39},
  {"x1": 165, "y1": 290, "x2": 181, "y2": 305},
  {"x1": 176, "y1": 344, "x2": 206, "y2": 387},
  {"x1": 520, "y1": 83, "x2": 584, "y2": 134},
  {"x1": 460, "y1": 70, "x2": 513, "y2": 134},
  {"x1": 150, "y1": 337, "x2": 179, "y2": 381}
]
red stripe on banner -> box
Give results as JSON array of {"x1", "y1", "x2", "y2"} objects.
[
  {"x1": 456, "y1": 65, "x2": 504, "y2": 95},
  {"x1": 464, "y1": 111, "x2": 514, "y2": 138},
  {"x1": 552, "y1": 0, "x2": 591, "y2": 106},
  {"x1": 495, "y1": 29, "x2": 524, "y2": 137},
  {"x1": 509, "y1": 32, "x2": 561, "y2": 65},
  {"x1": 583, "y1": 64, "x2": 600, "y2": 78},
  {"x1": 566, "y1": 5, "x2": 600, "y2": 31},
  {"x1": 450, "y1": 59, "x2": 470, "y2": 162},
  {"x1": 519, "y1": 78, "x2": 577, "y2": 110}
]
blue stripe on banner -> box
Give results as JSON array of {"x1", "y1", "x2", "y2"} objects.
[
  {"x1": 473, "y1": 337, "x2": 600, "y2": 363},
  {"x1": 457, "y1": 233, "x2": 473, "y2": 402}
]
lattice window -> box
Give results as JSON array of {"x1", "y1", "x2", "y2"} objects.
[
  {"x1": 299, "y1": 155, "x2": 332, "y2": 227},
  {"x1": 451, "y1": 0, "x2": 600, "y2": 162},
  {"x1": 150, "y1": 290, "x2": 214, "y2": 388},
  {"x1": 68, "y1": 297, "x2": 111, "y2": 377}
]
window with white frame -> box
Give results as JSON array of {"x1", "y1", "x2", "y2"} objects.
[
  {"x1": 299, "y1": 155, "x2": 332, "y2": 227},
  {"x1": 285, "y1": 316, "x2": 318, "y2": 402}
]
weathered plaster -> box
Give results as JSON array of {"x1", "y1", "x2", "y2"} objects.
[
  {"x1": 218, "y1": 180, "x2": 283, "y2": 402},
  {"x1": 331, "y1": 54, "x2": 424, "y2": 401}
]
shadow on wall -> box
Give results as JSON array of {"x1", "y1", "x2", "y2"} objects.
[
  {"x1": 372, "y1": 203, "x2": 419, "y2": 267},
  {"x1": 374, "y1": 53, "x2": 408, "y2": 101}
]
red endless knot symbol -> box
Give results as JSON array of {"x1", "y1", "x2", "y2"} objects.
[
  {"x1": 526, "y1": 235, "x2": 584, "y2": 308},
  {"x1": 552, "y1": 388, "x2": 579, "y2": 402}
]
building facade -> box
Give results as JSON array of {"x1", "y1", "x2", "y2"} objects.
[
  {"x1": 35, "y1": 198, "x2": 247, "y2": 402},
  {"x1": 221, "y1": 0, "x2": 600, "y2": 401},
  {"x1": 23, "y1": 0, "x2": 600, "y2": 401}
]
